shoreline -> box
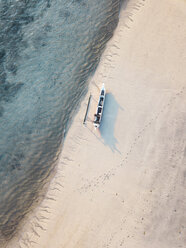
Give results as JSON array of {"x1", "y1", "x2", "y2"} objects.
[{"x1": 8, "y1": 0, "x2": 186, "y2": 247}]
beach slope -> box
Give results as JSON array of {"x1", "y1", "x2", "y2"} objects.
[{"x1": 11, "y1": 0, "x2": 186, "y2": 247}]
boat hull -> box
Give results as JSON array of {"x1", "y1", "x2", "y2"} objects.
[{"x1": 93, "y1": 84, "x2": 106, "y2": 128}]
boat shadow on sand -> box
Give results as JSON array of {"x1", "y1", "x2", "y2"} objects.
[{"x1": 99, "y1": 93, "x2": 123, "y2": 153}]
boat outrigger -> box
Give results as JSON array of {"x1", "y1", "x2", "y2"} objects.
[{"x1": 93, "y1": 84, "x2": 106, "y2": 128}]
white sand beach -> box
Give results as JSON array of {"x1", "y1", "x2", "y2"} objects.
[{"x1": 10, "y1": 0, "x2": 186, "y2": 247}]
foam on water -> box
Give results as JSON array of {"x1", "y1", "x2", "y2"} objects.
[{"x1": 0, "y1": 0, "x2": 121, "y2": 243}]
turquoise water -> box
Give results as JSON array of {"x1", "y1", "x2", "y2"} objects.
[{"x1": 0, "y1": 0, "x2": 121, "y2": 243}]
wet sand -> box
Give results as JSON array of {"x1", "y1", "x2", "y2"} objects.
[{"x1": 9, "y1": 0, "x2": 186, "y2": 247}]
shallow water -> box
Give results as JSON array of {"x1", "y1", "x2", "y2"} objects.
[{"x1": 0, "y1": 0, "x2": 121, "y2": 243}]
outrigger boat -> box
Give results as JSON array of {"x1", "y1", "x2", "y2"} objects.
[{"x1": 93, "y1": 84, "x2": 106, "y2": 128}]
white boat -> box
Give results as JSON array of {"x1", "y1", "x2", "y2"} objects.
[{"x1": 93, "y1": 84, "x2": 106, "y2": 128}]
